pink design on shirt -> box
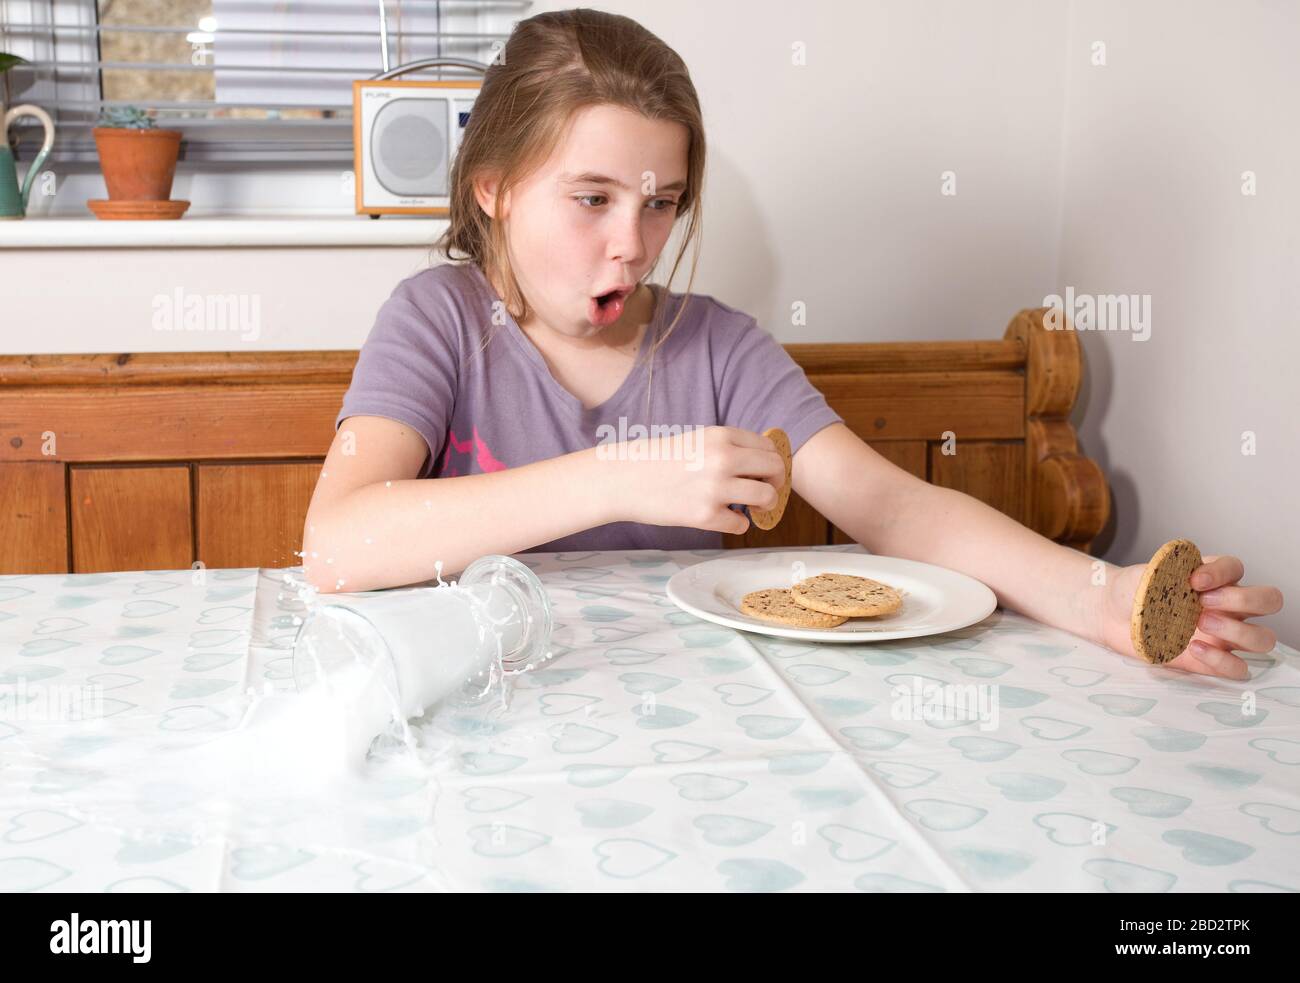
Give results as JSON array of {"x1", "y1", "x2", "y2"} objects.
[{"x1": 438, "y1": 425, "x2": 506, "y2": 477}]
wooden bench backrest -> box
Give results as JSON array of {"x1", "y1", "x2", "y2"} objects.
[{"x1": 0, "y1": 306, "x2": 1107, "y2": 573}]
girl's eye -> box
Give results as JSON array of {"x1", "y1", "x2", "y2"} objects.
[{"x1": 574, "y1": 195, "x2": 678, "y2": 211}]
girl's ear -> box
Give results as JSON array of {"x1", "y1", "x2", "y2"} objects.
[{"x1": 472, "y1": 172, "x2": 508, "y2": 220}]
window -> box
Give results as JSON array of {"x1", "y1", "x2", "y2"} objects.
[{"x1": 2, "y1": 0, "x2": 528, "y2": 164}]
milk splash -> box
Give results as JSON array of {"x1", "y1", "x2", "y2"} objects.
[
  {"x1": 4, "y1": 555, "x2": 555, "y2": 885},
  {"x1": 290, "y1": 554, "x2": 555, "y2": 769}
]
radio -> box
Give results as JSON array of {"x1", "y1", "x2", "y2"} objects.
[
  {"x1": 351, "y1": 1, "x2": 489, "y2": 218},
  {"x1": 352, "y1": 77, "x2": 480, "y2": 217}
]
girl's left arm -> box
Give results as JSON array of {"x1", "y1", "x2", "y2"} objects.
[{"x1": 793, "y1": 424, "x2": 1283, "y2": 680}]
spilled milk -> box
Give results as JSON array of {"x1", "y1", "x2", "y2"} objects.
[{"x1": 5, "y1": 554, "x2": 556, "y2": 885}]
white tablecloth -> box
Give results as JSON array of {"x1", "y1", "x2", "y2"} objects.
[{"x1": 2, "y1": 545, "x2": 1297, "y2": 892}]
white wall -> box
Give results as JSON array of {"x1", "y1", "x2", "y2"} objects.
[
  {"x1": 4, "y1": 0, "x2": 1294, "y2": 642},
  {"x1": 0, "y1": 243, "x2": 439, "y2": 350},
  {"x1": 1055, "y1": 0, "x2": 1298, "y2": 644},
  {"x1": 561, "y1": 0, "x2": 1072, "y2": 342}
]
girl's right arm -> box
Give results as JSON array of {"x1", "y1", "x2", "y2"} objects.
[{"x1": 302, "y1": 417, "x2": 784, "y2": 593}]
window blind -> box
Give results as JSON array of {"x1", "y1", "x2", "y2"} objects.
[{"x1": 1, "y1": 0, "x2": 526, "y2": 164}]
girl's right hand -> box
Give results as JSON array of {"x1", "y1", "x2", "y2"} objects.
[{"x1": 599, "y1": 425, "x2": 787, "y2": 535}]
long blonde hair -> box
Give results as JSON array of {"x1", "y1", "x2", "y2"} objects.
[{"x1": 431, "y1": 7, "x2": 707, "y2": 418}]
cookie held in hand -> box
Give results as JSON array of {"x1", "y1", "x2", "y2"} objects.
[
  {"x1": 790, "y1": 573, "x2": 903, "y2": 618},
  {"x1": 1130, "y1": 538, "x2": 1203, "y2": 665},
  {"x1": 740, "y1": 587, "x2": 849, "y2": 628},
  {"x1": 748, "y1": 427, "x2": 792, "y2": 531}
]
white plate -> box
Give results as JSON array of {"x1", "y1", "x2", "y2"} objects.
[{"x1": 665, "y1": 550, "x2": 997, "y2": 643}]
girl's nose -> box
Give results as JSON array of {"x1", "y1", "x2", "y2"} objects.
[{"x1": 608, "y1": 207, "x2": 647, "y2": 266}]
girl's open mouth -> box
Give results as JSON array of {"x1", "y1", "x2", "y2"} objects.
[{"x1": 589, "y1": 286, "x2": 633, "y2": 327}]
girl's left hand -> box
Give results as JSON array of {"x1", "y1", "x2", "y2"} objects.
[{"x1": 1100, "y1": 554, "x2": 1283, "y2": 680}]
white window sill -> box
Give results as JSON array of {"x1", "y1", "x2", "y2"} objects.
[{"x1": 0, "y1": 214, "x2": 449, "y2": 249}]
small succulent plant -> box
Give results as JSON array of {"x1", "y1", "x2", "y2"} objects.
[
  {"x1": 96, "y1": 105, "x2": 157, "y2": 129},
  {"x1": 2, "y1": 53, "x2": 30, "y2": 111}
]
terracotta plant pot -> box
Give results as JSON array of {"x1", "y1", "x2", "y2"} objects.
[{"x1": 92, "y1": 126, "x2": 182, "y2": 201}]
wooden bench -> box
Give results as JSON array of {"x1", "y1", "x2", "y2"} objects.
[{"x1": 0, "y1": 306, "x2": 1108, "y2": 573}]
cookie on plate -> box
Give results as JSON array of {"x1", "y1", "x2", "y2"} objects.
[
  {"x1": 1130, "y1": 538, "x2": 1203, "y2": 665},
  {"x1": 740, "y1": 587, "x2": 849, "y2": 628},
  {"x1": 790, "y1": 573, "x2": 903, "y2": 617},
  {"x1": 748, "y1": 428, "x2": 792, "y2": 531}
]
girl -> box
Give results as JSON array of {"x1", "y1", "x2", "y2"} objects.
[{"x1": 304, "y1": 8, "x2": 1282, "y2": 682}]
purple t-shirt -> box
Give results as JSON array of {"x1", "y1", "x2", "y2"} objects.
[{"x1": 335, "y1": 261, "x2": 844, "y2": 551}]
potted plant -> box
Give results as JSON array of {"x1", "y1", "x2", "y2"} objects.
[
  {"x1": 1, "y1": 50, "x2": 28, "y2": 96},
  {"x1": 1, "y1": 51, "x2": 30, "y2": 112},
  {"x1": 92, "y1": 106, "x2": 183, "y2": 200}
]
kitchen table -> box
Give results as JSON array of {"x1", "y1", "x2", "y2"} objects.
[{"x1": 2, "y1": 545, "x2": 1297, "y2": 892}]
